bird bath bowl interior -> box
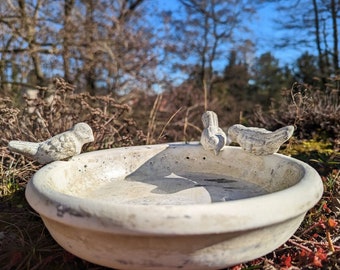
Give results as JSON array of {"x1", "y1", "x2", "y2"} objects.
[{"x1": 25, "y1": 142, "x2": 323, "y2": 270}]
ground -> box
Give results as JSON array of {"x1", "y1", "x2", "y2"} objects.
[{"x1": 0, "y1": 140, "x2": 339, "y2": 270}]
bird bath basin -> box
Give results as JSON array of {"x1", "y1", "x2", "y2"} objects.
[{"x1": 25, "y1": 142, "x2": 323, "y2": 270}]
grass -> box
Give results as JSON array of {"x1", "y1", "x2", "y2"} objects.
[{"x1": 0, "y1": 78, "x2": 339, "y2": 269}]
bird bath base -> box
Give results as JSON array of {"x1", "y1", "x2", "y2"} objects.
[{"x1": 25, "y1": 143, "x2": 323, "y2": 270}]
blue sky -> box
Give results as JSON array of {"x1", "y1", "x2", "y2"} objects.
[
  {"x1": 152, "y1": 0, "x2": 309, "y2": 68},
  {"x1": 248, "y1": 2, "x2": 308, "y2": 66}
]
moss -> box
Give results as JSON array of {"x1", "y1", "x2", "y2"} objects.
[
  {"x1": 282, "y1": 139, "x2": 334, "y2": 156},
  {"x1": 281, "y1": 138, "x2": 338, "y2": 176}
]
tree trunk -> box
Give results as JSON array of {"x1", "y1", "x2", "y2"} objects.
[
  {"x1": 63, "y1": 0, "x2": 74, "y2": 83},
  {"x1": 18, "y1": 0, "x2": 45, "y2": 84},
  {"x1": 312, "y1": 0, "x2": 327, "y2": 83},
  {"x1": 85, "y1": 0, "x2": 96, "y2": 95},
  {"x1": 330, "y1": 0, "x2": 339, "y2": 73}
]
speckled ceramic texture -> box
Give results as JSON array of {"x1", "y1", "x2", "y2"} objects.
[{"x1": 25, "y1": 143, "x2": 323, "y2": 270}]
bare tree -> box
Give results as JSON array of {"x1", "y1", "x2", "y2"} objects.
[
  {"x1": 0, "y1": 0, "x2": 160, "y2": 96},
  {"x1": 0, "y1": 0, "x2": 56, "y2": 92},
  {"x1": 56, "y1": 0, "x2": 159, "y2": 94},
  {"x1": 273, "y1": 0, "x2": 339, "y2": 83},
  {"x1": 163, "y1": 0, "x2": 255, "y2": 103}
]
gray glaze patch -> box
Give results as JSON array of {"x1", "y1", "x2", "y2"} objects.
[
  {"x1": 56, "y1": 204, "x2": 91, "y2": 218},
  {"x1": 144, "y1": 173, "x2": 268, "y2": 202}
]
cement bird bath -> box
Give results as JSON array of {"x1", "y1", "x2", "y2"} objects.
[{"x1": 25, "y1": 142, "x2": 323, "y2": 270}]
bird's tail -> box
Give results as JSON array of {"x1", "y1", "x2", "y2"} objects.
[
  {"x1": 267, "y1": 126, "x2": 295, "y2": 147},
  {"x1": 214, "y1": 134, "x2": 227, "y2": 155},
  {"x1": 8, "y1": 140, "x2": 39, "y2": 157}
]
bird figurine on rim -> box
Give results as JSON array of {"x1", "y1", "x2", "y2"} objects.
[
  {"x1": 228, "y1": 124, "x2": 294, "y2": 156},
  {"x1": 8, "y1": 122, "x2": 94, "y2": 164},
  {"x1": 200, "y1": 111, "x2": 229, "y2": 155}
]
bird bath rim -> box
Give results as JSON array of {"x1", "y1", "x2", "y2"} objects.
[{"x1": 25, "y1": 142, "x2": 323, "y2": 236}]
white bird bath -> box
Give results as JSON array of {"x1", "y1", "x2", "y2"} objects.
[{"x1": 25, "y1": 142, "x2": 323, "y2": 270}]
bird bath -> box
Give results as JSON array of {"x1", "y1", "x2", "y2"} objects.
[{"x1": 25, "y1": 142, "x2": 323, "y2": 270}]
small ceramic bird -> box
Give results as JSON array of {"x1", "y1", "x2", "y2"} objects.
[
  {"x1": 8, "y1": 122, "x2": 94, "y2": 164},
  {"x1": 200, "y1": 111, "x2": 229, "y2": 155},
  {"x1": 227, "y1": 124, "x2": 294, "y2": 156}
]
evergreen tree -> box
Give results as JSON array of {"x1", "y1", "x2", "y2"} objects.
[
  {"x1": 294, "y1": 52, "x2": 320, "y2": 86},
  {"x1": 250, "y1": 52, "x2": 293, "y2": 106},
  {"x1": 222, "y1": 50, "x2": 250, "y2": 101}
]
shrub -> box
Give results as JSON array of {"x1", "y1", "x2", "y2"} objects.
[
  {"x1": 247, "y1": 82, "x2": 339, "y2": 143},
  {"x1": 0, "y1": 78, "x2": 146, "y2": 195}
]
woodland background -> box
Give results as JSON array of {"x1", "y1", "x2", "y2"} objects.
[{"x1": 0, "y1": 0, "x2": 339, "y2": 269}]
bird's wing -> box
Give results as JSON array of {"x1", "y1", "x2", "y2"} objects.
[{"x1": 38, "y1": 133, "x2": 79, "y2": 161}]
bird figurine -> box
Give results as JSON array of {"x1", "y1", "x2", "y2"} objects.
[
  {"x1": 200, "y1": 111, "x2": 229, "y2": 155},
  {"x1": 8, "y1": 122, "x2": 94, "y2": 164},
  {"x1": 227, "y1": 124, "x2": 294, "y2": 156}
]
